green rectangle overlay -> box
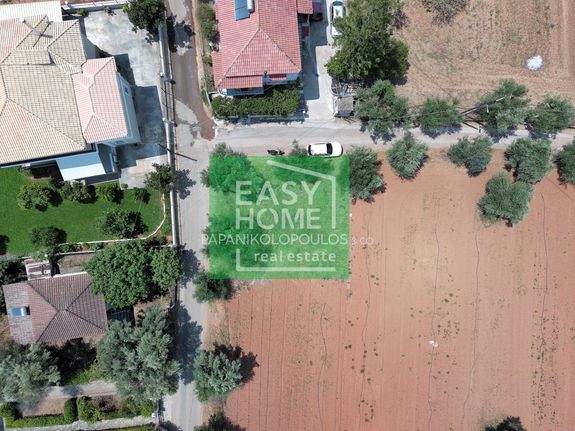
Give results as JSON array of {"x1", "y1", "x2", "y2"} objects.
[{"x1": 206, "y1": 156, "x2": 350, "y2": 279}]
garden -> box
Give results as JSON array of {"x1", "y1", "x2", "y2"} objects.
[{"x1": 0, "y1": 168, "x2": 164, "y2": 255}]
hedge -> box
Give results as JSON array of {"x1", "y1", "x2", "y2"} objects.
[
  {"x1": 77, "y1": 397, "x2": 154, "y2": 423},
  {"x1": 212, "y1": 87, "x2": 301, "y2": 117},
  {"x1": 0, "y1": 399, "x2": 78, "y2": 428}
]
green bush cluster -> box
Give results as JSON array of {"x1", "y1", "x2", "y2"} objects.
[
  {"x1": 386, "y1": 132, "x2": 429, "y2": 179},
  {"x1": 0, "y1": 399, "x2": 78, "y2": 428},
  {"x1": 197, "y1": 3, "x2": 218, "y2": 43},
  {"x1": 96, "y1": 182, "x2": 123, "y2": 203},
  {"x1": 447, "y1": 136, "x2": 493, "y2": 176},
  {"x1": 556, "y1": 141, "x2": 575, "y2": 185},
  {"x1": 61, "y1": 182, "x2": 95, "y2": 203},
  {"x1": 505, "y1": 138, "x2": 552, "y2": 184},
  {"x1": 478, "y1": 173, "x2": 533, "y2": 225},
  {"x1": 77, "y1": 397, "x2": 153, "y2": 424},
  {"x1": 212, "y1": 88, "x2": 301, "y2": 117}
]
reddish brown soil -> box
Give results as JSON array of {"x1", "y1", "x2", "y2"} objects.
[
  {"x1": 397, "y1": 0, "x2": 575, "y2": 105},
  {"x1": 224, "y1": 150, "x2": 575, "y2": 430}
]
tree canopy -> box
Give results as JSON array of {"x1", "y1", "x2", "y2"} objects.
[
  {"x1": 478, "y1": 173, "x2": 533, "y2": 225},
  {"x1": 347, "y1": 146, "x2": 384, "y2": 202},
  {"x1": 96, "y1": 306, "x2": 179, "y2": 401},
  {"x1": 85, "y1": 241, "x2": 182, "y2": 308},
  {"x1": 386, "y1": 132, "x2": 429, "y2": 179},
  {"x1": 477, "y1": 80, "x2": 530, "y2": 131},
  {"x1": 123, "y1": 0, "x2": 165, "y2": 34},
  {"x1": 556, "y1": 141, "x2": 575, "y2": 185},
  {"x1": 447, "y1": 136, "x2": 492, "y2": 176},
  {"x1": 144, "y1": 164, "x2": 177, "y2": 195},
  {"x1": 193, "y1": 268, "x2": 231, "y2": 303},
  {"x1": 30, "y1": 226, "x2": 66, "y2": 249},
  {"x1": 17, "y1": 183, "x2": 51, "y2": 211},
  {"x1": 418, "y1": 97, "x2": 463, "y2": 133},
  {"x1": 326, "y1": 0, "x2": 409, "y2": 83},
  {"x1": 485, "y1": 416, "x2": 526, "y2": 431},
  {"x1": 354, "y1": 80, "x2": 409, "y2": 138},
  {"x1": 96, "y1": 208, "x2": 144, "y2": 239},
  {"x1": 0, "y1": 344, "x2": 60, "y2": 403},
  {"x1": 505, "y1": 138, "x2": 552, "y2": 184},
  {"x1": 194, "y1": 348, "x2": 243, "y2": 402},
  {"x1": 527, "y1": 95, "x2": 575, "y2": 135}
]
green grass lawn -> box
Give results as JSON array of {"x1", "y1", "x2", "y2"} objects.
[{"x1": 0, "y1": 169, "x2": 164, "y2": 256}]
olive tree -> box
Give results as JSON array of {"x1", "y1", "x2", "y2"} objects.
[
  {"x1": 418, "y1": 97, "x2": 463, "y2": 133},
  {"x1": 478, "y1": 173, "x2": 533, "y2": 225},
  {"x1": 348, "y1": 146, "x2": 384, "y2": 202},
  {"x1": 477, "y1": 80, "x2": 530, "y2": 132},
  {"x1": 556, "y1": 141, "x2": 575, "y2": 185},
  {"x1": 386, "y1": 132, "x2": 429, "y2": 179},
  {"x1": 527, "y1": 95, "x2": 575, "y2": 135},
  {"x1": 447, "y1": 136, "x2": 492, "y2": 176},
  {"x1": 505, "y1": 138, "x2": 552, "y2": 184},
  {"x1": 194, "y1": 347, "x2": 242, "y2": 402}
]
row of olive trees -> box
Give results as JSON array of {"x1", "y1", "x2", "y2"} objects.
[{"x1": 355, "y1": 79, "x2": 575, "y2": 139}]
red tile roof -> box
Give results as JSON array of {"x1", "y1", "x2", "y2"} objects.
[
  {"x1": 3, "y1": 273, "x2": 108, "y2": 344},
  {"x1": 212, "y1": 0, "x2": 308, "y2": 90}
]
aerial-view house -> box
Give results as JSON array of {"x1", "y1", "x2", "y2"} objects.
[
  {"x1": 212, "y1": 0, "x2": 313, "y2": 96},
  {"x1": 2, "y1": 273, "x2": 108, "y2": 345},
  {"x1": 0, "y1": 1, "x2": 139, "y2": 182}
]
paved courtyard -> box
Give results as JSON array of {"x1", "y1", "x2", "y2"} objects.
[{"x1": 81, "y1": 11, "x2": 167, "y2": 187}]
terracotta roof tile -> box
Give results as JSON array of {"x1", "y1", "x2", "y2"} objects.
[
  {"x1": 3, "y1": 273, "x2": 108, "y2": 345},
  {"x1": 212, "y1": 0, "x2": 304, "y2": 89}
]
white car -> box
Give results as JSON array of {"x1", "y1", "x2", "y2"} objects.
[
  {"x1": 307, "y1": 142, "x2": 344, "y2": 157},
  {"x1": 330, "y1": 0, "x2": 346, "y2": 38}
]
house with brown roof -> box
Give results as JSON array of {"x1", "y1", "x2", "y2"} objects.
[
  {"x1": 0, "y1": 2, "x2": 140, "y2": 182},
  {"x1": 3, "y1": 273, "x2": 108, "y2": 345},
  {"x1": 212, "y1": 0, "x2": 313, "y2": 96}
]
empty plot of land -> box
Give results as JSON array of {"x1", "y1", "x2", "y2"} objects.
[
  {"x1": 224, "y1": 150, "x2": 575, "y2": 430},
  {"x1": 396, "y1": 0, "x2": 575, "y2": 105}
]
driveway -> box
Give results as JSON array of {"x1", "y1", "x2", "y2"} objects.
[
  {"x1": 81, "y1": 11, "x2": 167, "y2": 186},
  {"x1": 302, "y1": 0, "x2": 336, "y2": 120}
]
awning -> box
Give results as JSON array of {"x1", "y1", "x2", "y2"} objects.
[{"x1": 56, "y1": 151, "x2": 106, "y2": 181}]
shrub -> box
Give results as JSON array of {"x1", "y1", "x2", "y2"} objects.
[
  {"x1": 527, "y1": 95, "x2": 575, "y2": 135},
  {"x1": 96, "y1": 208, "x2": 144, "y2": 238},
  {"x1": 96, "y1": 182, "x2": 123, "y2": 203},
  {"x1": 194, "y1": 349, "x2": 242, "y2": 402},
  {"x1": 505, "y1": 137, "x2": 552, "y2": 184},
  {"x1": 17, "y1": 183, "x2": 51, "y2": 210},
  {"x1": 30, "y1": 226, "x2": 66, "y2": 248},
  {"x1": 63, "y1": 398, "x2": 78, "y2": 423},
  {"x1": 347, "y1": 146, "x2": 384, "y2": 202},
  {"x1": 418, "y1": 97, "x2": 463, "y2": 133},
  {"x1": 422, "y1": 0, "x2": 469, "y2": 24},
  {"x1": 447, "y1": 136, "x2": 492, "y2": 175},
  {"x1": 193, "y1": 268, "x2": 230, "y2": 303},
  {"x1": 76, "y1": 8, "x2": 88, "y2": 17},
  {"x1": 144, "y1": 164, "x2": 176, "y2": 194},
  {"x1": 387, "y1": 132, "x2": 429, "y2": 179},
  {"x1": 123, "y1": 0, "x2": 164, "y2": 34},
  {"x1": 133, "y1": 187, "x2": 150, "y2": 203},
  {"x1": 478, "y1": 173, "x2": 533, "y2": 225},
  {"x1": 197, "y1": 3, "x2": 218, "y2": 43},
  {"x1": 77, "y1": 397, "x2": 100, "y2": 423},
  {"x1": 212, "y1": 88, "x2": 301, "y2": 117},
  {"x1": 485, "y1": 416, "x2": 526, "y2": 431},
  {"x1": 556, "y1": 141, "x2": 575, "y2": 185},
  {"x1": 150, "y1": 247, "x2": 183, "y2": 292},
  {"x1": 61, "y1": 182, "x2": 94, "y2": 203}
]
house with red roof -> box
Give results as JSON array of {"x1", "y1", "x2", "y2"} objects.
[
  {"x1": 3, "y1": 273, "x2": 108, "y2": 345},
  {"x1": 212, "y1": 0, "x2": 313, "y2": 96}
]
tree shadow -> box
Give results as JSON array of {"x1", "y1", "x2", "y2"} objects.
[
  {"x1": 177, "y1": 305, "x2": 203, "y2": 384},
  {"x1": 421, "y1": 124, "x2": 462, "y2": 139},
  {"x1": 180, "y1": 248, "x2": 200, "y2": 283},
  {"x1": 49, "y1": 338, "x2": 96, "y2": 386},
  {"x1": 175, "y1": 168, "x2": 196, "y2": 199},
  {"x1": 166, "y1": 15, "x2": 194, "y2": 54},
  {"x1": 0, "y1": 235, "x2": 9, "y2": 254},
  {"x1": 203, "y1": 412, "x2": 247, "y2": 431},
  {"x1": 214, "y1": 345, "x2": 259, "y2": 384}
]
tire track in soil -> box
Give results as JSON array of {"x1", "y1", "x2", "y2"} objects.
[
  {"x1": 427, "y1": 201, "x2": 441, "y2": 431},
  {"x1": 356, "y1": 209, "x2": 374, "y2": 429},
  {"x1": 533, "y1": 193, "x2": 557, "y2": 428},
  {"x1": 460, "y1": 218, "x2": 482, "y2": 428},
  {"x1": 316, "y1": 303, "x2": 327, "y2": 431}
]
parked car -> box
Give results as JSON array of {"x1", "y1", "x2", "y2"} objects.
[
  {"x1": 330, "y1": 0, "x2": 346, "y2": 38},
  {"x1": 307, "y1": 142, "x2": 344, "y2": 157},
  {"x1": 311, "y1": 1, "x2": 323, "y2": 21}
]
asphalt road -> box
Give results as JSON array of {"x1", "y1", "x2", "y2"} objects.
[{"x1": 164, "y1": 0, "x2": 213, "y2": 428}]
